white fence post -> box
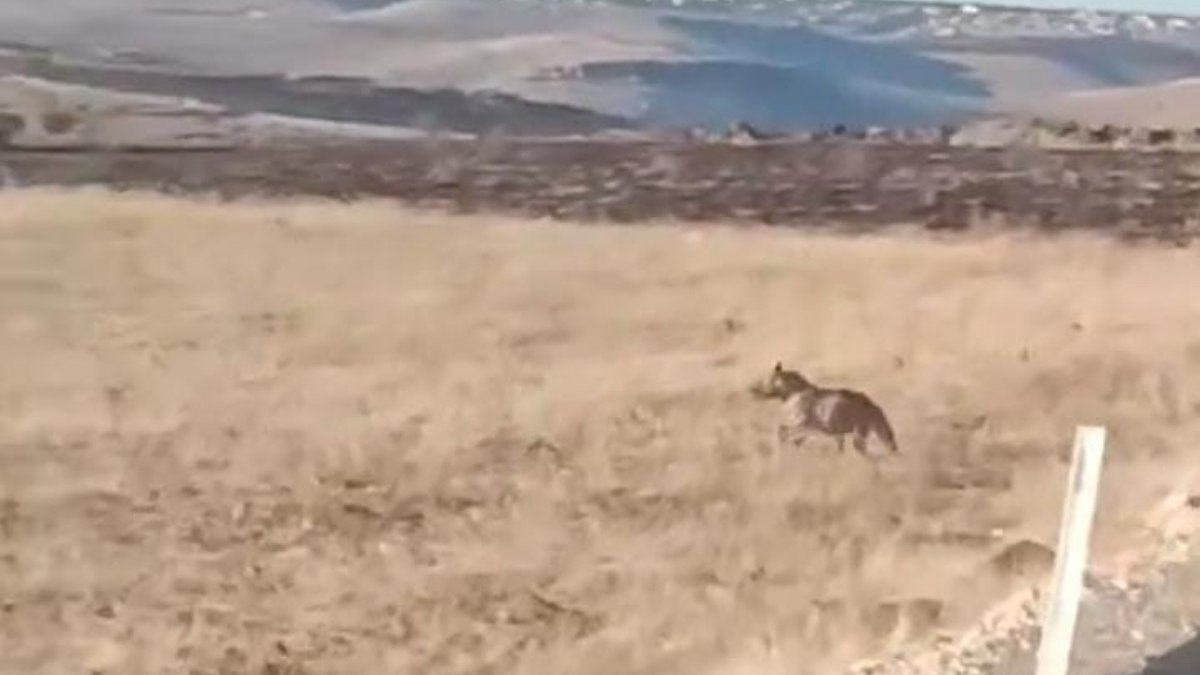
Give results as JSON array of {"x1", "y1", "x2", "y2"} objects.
[{"x1": 1035, "y1": 425, "x2": 1108, "y2": 675}]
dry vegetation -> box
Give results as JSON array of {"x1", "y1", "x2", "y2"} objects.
[{"x1": 3, "y1": 188, "x2": 1200, "y2": 675}]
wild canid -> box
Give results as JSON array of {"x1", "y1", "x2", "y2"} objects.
[{"x1": 750, "y1": 361, "x2": 899, "y2": 456}]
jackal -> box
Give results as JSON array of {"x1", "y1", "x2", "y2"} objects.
[{"x1": 750, "y1": 361, "x2": 899, "y2": 456}]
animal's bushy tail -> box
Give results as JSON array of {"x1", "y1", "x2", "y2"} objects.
[{"x1": 870, "y1": 402, "x2": 899, "y2": 453}]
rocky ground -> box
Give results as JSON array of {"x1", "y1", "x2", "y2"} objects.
[{"x1": 850, "y1": 492, "x2": 1200, "y2": 675}]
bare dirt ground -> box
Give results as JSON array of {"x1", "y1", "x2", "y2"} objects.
[{"x1": 3, "y1": 188, "x2": 1200, "y2": 675}]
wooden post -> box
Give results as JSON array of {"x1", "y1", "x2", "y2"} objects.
[{"x1": 1036, "y1": 425, "x2": 1108, "y2": 675}]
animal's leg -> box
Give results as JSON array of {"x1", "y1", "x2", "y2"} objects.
[
  {"x1": 853, "y1": 430, "x2": 868, "y2": 455},
  {"x1": 777, "y1": 424, "x2": 794, "y2": 444},
  {"x1": 780, "y1": 423, "x2": 811, "y2": 449},
  {"x1": 778, "y1": 424, "x2": 808, "y2": 447}
]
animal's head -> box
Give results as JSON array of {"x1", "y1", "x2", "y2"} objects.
[{"x1": 750, "y1": 361, "x2": 812, "y2": 400}]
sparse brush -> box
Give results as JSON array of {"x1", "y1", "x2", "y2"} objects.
[{"x1": 3, "y1": 188, "x2": 1200, "y2": 675}]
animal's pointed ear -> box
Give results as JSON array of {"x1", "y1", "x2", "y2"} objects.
[{"x1": 773, "y1": 361, "x2": 782, "y2": 373}]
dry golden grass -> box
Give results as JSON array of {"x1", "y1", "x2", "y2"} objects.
[{"x1": 3, "y1": 187, "x2": 1200, "y2": 675}]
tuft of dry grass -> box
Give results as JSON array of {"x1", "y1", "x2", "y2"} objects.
[{"x1": 3, "y1": 187, "x2": 1200, "y2": 675}]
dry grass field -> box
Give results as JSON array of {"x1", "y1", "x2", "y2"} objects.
[{"x1": 3, "y1": 188, "x2": 1200, "y2": 675}]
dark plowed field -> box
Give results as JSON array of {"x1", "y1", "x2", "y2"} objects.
[{"x1": 5, "y1": 138, "x2": 1200, "y2": 240}]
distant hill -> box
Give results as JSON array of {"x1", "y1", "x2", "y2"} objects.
[
  {"x1": 1036, "y1": 77, "x2": 1200, "y2": 128},
  {"x1": 2, "y1": 0, "x2": 1200, "y2": 135},
  {"x1": 326, "y1": 0, "x2": 412, "y2": 9}
]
